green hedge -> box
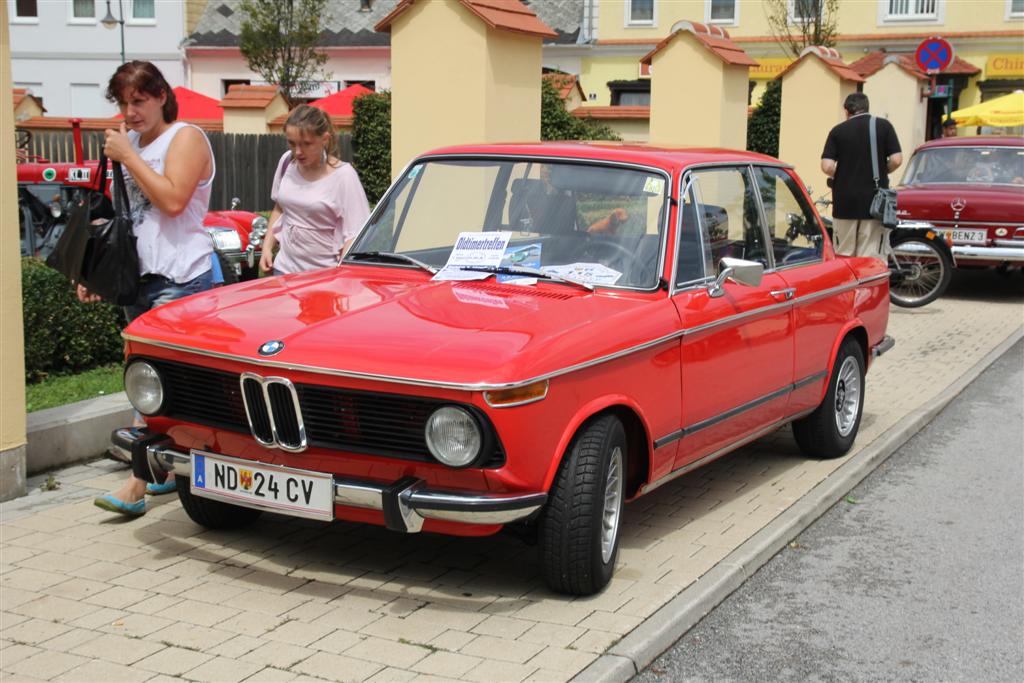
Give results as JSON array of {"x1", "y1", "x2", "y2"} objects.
[
  {"x1": 747, "y1": 80, "x2": 782, "y2": 158},
  {"x1": 541, "y1": 79, "x2": 620, "y2": 142},
  {"x1": 352, "y1": 91, "x2": 392, "y2": 205},
  {"x1": 21, "y1": 258, "x2": 125, "y2": 382}
]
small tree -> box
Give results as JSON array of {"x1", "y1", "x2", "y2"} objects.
[
  {"x1": 540, "y1": 79, "x2": 620, "y2": 142},
  {"x1": 764, "y1": 0, "x2": 840, "y2": 59},
  {"x1": 747, "y1": 79, "x2": 782, "y2": 157},
  {"x1": 238, "y1": 0, "x2": 331, "y2": 106}
]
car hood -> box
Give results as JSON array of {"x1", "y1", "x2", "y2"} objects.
[
  {"x1": 125, "y1": 266, "x2": 678, "y2": 387},
  {"x1": 896, "y1": 183, "x2": 1024, "y2": 223}
]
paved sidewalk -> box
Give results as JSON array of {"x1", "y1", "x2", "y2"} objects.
[{"x1": 2, "y1": 286, "x2": 1022, "y2": 683}]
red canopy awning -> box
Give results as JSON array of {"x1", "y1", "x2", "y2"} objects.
[
  {"x1": 308, "y1": 84, "x2": 374, "y2": 117},
  {"x1": 173, "y1": 86, "x2": 223, "y2": 120}
]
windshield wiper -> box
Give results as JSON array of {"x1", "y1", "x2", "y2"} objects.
[
  {"x1": 457, "y1": 265, "x2": 594, "y2": 291},
  {"x1": 346, "y1": 251, "x2": 437, "y2": 274}
]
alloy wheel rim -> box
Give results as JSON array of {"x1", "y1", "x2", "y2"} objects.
[
  {"x1": 601, "y1": 447, "x2": 624, "y2": 564},
  {"x1": 833, "y1": 356, "x2": 861, "y2": 437}
]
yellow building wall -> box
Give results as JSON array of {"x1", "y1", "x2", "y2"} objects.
[
  {"x1": 485, "y1": 30, "x2": 542, "y2": 142},
  {"x1": 778, "y1": 58, "x2": 857, "y2": 199},
  {"x1": 863, "y1": 62, "x2": 927, "y2": 182},
  {"x1": 1, "y1": 0, "x2": 27, "y2": 500},
  {"x1": 601, "y1": 118, "x2": 650, "y2": 142},
  {"x1": 649, "y1": 34, "x2": 748, "y2": 149},
  {"x1": 597, "y1": 0, "x2": 1022, "y2": 41},
  {"x1": 223, "y1": 109, "x2": 271, "y2": 134}
]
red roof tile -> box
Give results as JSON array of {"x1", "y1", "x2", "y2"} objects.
[
  {"x1": 376, "y1": 0, "x2": 556, "y2": 39},
  {"x1": 570, "y1": 106, "x2": 650, "y2": 120},
  {"x1": 849, "y1": 51, "x2": 981, "y2": 81},
  {"x1": 776, "y1": 46, "x2": 865, "y2": 83},
  {"x1": 640, "y1": 22, "x2": 758, "y2": 68},
  {"x1": 543, "y1": 73, "x2": 585, "y2": 101},
  {"x1": 597, "y1": 29, "x2": 1024, "y2": 47},
  {"x1": 220, "y1": 84, "x2": 281, "y2": 109}
]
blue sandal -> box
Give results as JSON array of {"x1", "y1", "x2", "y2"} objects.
[
  {"x1": 93, "y1": 494, "x2": 145, "y2": 517},
  {"x1": 146, "y1": 480, "x2": 177, "y2": 496}
]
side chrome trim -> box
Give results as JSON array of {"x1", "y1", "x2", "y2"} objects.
[
  {"x1": 651, "y1": 371, "x2": 828, "y2": 450},
  {"x1": 123, "y1": 274, "x2": 884, "y2": 393}
]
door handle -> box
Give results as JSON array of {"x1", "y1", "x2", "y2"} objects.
[{"x1": 770, "y1": 287, "x2": 796, "y2": 301}]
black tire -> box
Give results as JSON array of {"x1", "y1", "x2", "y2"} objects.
[
  {"x1": 175, "y1": 475, "x2": 262, "y2": 529},
  {"x1": 539, "y1": 415, "x2": 626, "y2": 596},
  {"x1": 793, "y1": 338, "x2": 865, "y2": 459},
  {"x1": 888, "y1": 234, "x2": 952, "y2": 308}
]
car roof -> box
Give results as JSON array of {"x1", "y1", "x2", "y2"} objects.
[
  {"x1": 416, "y1": 141, "x2": 786, "y2": 173},
  {"x1": 915, "y1": 135, "x2": 1024, "y2": 151}
]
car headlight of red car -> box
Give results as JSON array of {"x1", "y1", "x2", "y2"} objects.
[
  {"x1": 124, "y1": 361, "x2": 165, "y2": 416},
  {"x1": 424, "y1": 406, "x2": 482, "y2": 467},
  {"x1": 207, "y1": 226, "x2": 242, "y2": 252}
]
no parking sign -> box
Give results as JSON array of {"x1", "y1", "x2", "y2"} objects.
[{"x1": 915, "y1": 36, "x2": 954, "y2": 74}]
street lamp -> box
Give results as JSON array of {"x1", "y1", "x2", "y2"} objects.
[{"x1": 101, "y1": 0, "x2": 126, "y2": 65}]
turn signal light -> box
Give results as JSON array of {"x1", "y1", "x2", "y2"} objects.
[{"x1": 484, "y1": 380, "x2": 549, "y2": 408}]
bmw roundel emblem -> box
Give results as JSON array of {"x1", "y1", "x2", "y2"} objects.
[{"x1": 258, "y1": 340, "x2": 284, "y2": 356}]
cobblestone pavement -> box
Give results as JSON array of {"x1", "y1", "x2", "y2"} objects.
[{"x1": 2, "y1": 285, "x2": 1022, "y2": 683}]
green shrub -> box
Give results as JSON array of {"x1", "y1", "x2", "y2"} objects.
[
  {"x1": 541, "y1": 79, "x2": 620, "y2": 142},
  {"x1": 352, "y1": 91, "x2": 392, "y2": 205},
  {"x1": 747, "y1": 79, "x2": 782, "y2": 158},
  {"x1": 21, "y1": 258, "x2": 125, "y2": 382}
]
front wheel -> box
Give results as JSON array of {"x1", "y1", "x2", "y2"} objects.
[
  {"x1": 176, "y1": 476, "x2": 262, "y2": 529},
  {"x1": 888, "y1": 234, "x2": 952, "y2": 308},
  {"x1": 539, "y1": 415, "x2": 626, "y2": 596},
  {"x1": 793, "y1": 338, "x2": 865, "y2": 459}
]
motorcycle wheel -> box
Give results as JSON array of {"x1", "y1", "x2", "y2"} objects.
[{"x1": 888, "y1": 234, "x2": 952, "y2": 308}]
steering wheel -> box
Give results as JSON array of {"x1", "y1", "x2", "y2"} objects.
[{"x1": 579, "y1": 236, "x2": 646, "y2": 283}]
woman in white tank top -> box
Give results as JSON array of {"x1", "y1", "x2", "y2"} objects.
[{"x1": 89, "y1": 61, "x2": 215, "y2": 517}]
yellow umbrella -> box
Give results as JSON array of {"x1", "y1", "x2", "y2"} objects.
[{"x1": 951, "y1": 90, "x2": 1024, "y2": 128}]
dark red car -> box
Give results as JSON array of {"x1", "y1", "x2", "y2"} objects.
[{"x1": 896, "y1": 136, "x2": 1024, "y2": 272}]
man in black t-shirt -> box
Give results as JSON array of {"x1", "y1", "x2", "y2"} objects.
[{"x1": 821, "y1": 93, "x2": 903, "y2": 258}]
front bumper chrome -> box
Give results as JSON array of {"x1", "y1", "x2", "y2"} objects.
[
  {"x1": 871, "y1": 335, "x2": 895, "y2": 358},
  {"x1": 110, "y1": 428, "x2": 546, "y2": 533},
  {"x1": 950, "y1": 243, "x2": 1024, "y2": 263}
]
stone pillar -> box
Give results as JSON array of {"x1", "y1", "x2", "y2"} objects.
[
  {"x1": 778, "y1": 47, "x2": 865, "y2": 198},
  {"x1": 1, "y1": 1, "x2": 27, "y2": 501},
  {"x1": 643, "y1": 22, "x2": 756, "y2": 150},
  {"x1": 376, "y1": 0, "x2": 556, "y2": 178}
]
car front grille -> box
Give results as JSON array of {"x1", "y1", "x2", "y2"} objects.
[{"x1": 143, "y1": 357, "x2": 504, "y2": 467}]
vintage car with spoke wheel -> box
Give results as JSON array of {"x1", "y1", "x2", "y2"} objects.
[{"x1": 112, "y1": 143, "x2": 892, "y2": 595}]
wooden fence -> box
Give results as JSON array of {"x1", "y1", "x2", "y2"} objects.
[{"x1": 20, "y1": 129, "x2": 354, "y2": 212}]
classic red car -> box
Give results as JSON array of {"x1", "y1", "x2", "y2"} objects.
[
  {"x1": 17, "y1": 126, "x2": 267, "y2": 282},
  {"x1": 896, "y1": 135, "x2": 1024, "y2": 271},
  {"x1": 112, "y1": 143, "x2": 892, "y2": 595}
]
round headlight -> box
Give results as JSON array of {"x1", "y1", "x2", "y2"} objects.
[
  {"x1": 250, "y1": 215, "x2": 268, "y2": 238},
  {"x1": 125, "y1": 361, "x2": 164, "y2": 415},
  {"x1": 425, "y1": 406, "x2": 482, "y2": 467}
]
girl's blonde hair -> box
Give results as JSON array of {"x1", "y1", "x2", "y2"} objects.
[{"x1": 284, "y1": 104, "x2": 340, "y2": 167}]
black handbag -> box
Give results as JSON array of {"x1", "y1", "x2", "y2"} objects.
[
  {"x1": 46, "y1": 154, "x2": 140, "y2": 305},
  {"x1": 868, "y1": 116, "x2": 899, "y2": 229}
]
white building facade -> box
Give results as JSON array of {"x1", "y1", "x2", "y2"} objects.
[{"x1": 7, "y1": 0, "x2": 186, "y2": 117}]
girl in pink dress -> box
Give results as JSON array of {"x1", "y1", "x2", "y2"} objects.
[{"x1": 260, "y1": 105, "x2": 370, "y2": 275}]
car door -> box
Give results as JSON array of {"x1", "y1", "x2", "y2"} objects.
[
  {"x1": 751, "y1": 165, "x2": 857, "y2": 416},
  {"x1": 669, "y1": 165, "x2": 795, "y2": 471}
]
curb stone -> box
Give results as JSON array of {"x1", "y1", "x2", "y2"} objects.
[{"x1": 573, "y1": 325, "x2": 1024, "y2": 682}]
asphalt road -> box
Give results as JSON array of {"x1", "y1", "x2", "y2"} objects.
[{"x1": 635, "y1": 337, "x2": 1024, "y2": 683}]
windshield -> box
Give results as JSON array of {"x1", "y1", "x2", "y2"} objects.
[
  {"x1": 348, "y1": 158, "x2": 670, "y2": 289},
  {"x1": 904, "y1": 146, "x2": 1024, "y2": 186}
]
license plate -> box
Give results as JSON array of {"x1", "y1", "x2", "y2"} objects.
[
  {"x1": 190, "y1": 450, "x2": 334, "y2": 521},
  {"x1": 937, "y1": 228, "x2": 987, "y2": 245}
]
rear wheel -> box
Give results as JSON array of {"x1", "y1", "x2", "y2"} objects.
[
  {"x1": 539, "y1": 415, "x2": 626, "y2": 596},
  {"x1": 888, "y1": 234, "x2": 952, "y2": 308},
  {"x1": 176, "y1": 476, "x2": 262, "y2": 529},
  {"x1": 793, "y1": 338, "x2": 865, "y2": 459}
]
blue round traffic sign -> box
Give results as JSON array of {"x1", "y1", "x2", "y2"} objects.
[{"x1": 915, "y1": 37, "x2": 954, "y2": 74}]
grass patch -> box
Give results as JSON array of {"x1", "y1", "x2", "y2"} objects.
[{"x1": 25, "y1": 363, "x2": 124, "y2": 412}]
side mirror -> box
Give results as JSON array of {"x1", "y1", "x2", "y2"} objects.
[
  {"x1": 708, "y1": 257, "x2": 764, "y2": 298},
  {"x1": 230, "y1": 197, "x2": 241, "y2": 210}
]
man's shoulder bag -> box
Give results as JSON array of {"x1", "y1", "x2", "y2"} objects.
[{"x1": 868, "y1": 116, "x2": 898, "y2": 229}]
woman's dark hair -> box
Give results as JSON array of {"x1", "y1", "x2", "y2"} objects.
[
  {"x1": 105, "y1": 60, "x2": 177, "y2": 122},
  {"x1": 284, "y1": 104, "x2": 340, "y2": 167}
]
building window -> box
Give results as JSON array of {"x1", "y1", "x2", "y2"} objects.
[
  {"x1": 790, "y1": 0, "x2": 822, "y2": 23},
  {"x1": 359, "y1": 0, "x2": 372, "y2": 11},
  {"x1": 222, "y1": 79, "x2": 251, "y2": 97},
  {"x1": 884, "y1": 0, "x2": 938, "y2": 20},
  {"x1": 72, "y1": 0, "x2": 95, "y2": 19},
  {"x1": 15, "y1": 0, "x2": 38, "y2": 18},
  {"x1": 132, "y1": 0, "x2": 155, "y2": 19},
  {"x1": 345, "y1": 80, "x2": 376, "y2": 91},
  {"x1": 608, "y1": 80, "x2": 651, "y2": 106},
  {"x1": 626, "y1": 0, "x2": 655, "y2": 26},
  {"x1": 1010, "y1": 0, "x2": 1024, "y2": 17},
  {"x1": 707, "y1": 0, "x2": 737, "y2": 24}
]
